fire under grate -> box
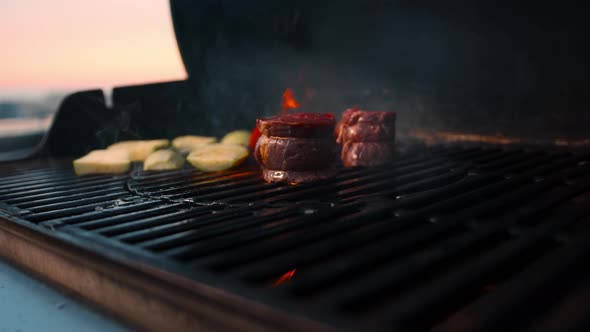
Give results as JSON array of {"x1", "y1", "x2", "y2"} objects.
[{"x1": 1, "y1": 145, "x2": 590, "y2": 332}]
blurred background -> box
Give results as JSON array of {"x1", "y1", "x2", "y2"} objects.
[{"x1": 0, "y1": 0, "x2": 185, "y2": 143}]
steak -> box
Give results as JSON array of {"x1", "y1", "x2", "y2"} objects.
[
  {"x1": 254, "y1": 113, "x2": 338, "y2": 183},
  {"x1": 335, "y1": 109, "x2": 396, "y2": 167}
]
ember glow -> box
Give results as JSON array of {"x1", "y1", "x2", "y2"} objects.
[
  {"x1": 273, "y1": 269, "x2": 296, "y2": 287},
  {"x1": 409, "y1": 130, "x2": 590, "y2": 148},
  {"x1": 409, "y1": 130, "x2": 521, "y2": 145},
  {"x1": 281, "y1": 88, "x2": 301, "y2": 114},
  {"x1": 554, "y1": 138, "x2": 590, "y2": 147}
]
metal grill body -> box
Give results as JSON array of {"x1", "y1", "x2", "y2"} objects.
[{"x1": 1, "y1": 145, "x2": 590, "y2": 331}]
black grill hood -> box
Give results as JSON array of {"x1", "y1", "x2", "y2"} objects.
[
  {"x1": 32, "y1": 0, "x2": 590, "y2": 158},
  {"x1": 169, "y1": 0, "x2": 589, "y2": 141}
]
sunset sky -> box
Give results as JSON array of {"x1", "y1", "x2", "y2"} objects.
[{"x1": 0, "y1": 0, "x2": 186, "y2": 98}]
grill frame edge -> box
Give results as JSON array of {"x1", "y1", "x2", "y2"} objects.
[{"x1": 0, "y1": 211, "x2": 334, "y2": 332}]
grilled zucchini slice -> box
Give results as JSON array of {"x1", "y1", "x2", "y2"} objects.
[
  {"x1": 143, "y1": 149, "x2": 185, "y2": 171},
  {"x1": 107, "y1": 139, "x2": 169, "y2": 161},
  {"x1": 187, "y1": 144, "x2": 248, "y2": 172},
  {"x1": 220, "y1": 130, "x2": 251, "y2": 147},
  {"x1": 172, "y1": 135, "x2": 217, "y2": 153},
  {"x1": 73, "y1": 149, "x2": 131, "y2": 175}
]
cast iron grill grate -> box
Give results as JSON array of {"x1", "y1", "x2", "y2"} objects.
[{"x1": 1, "y1": 145, "x2": 590, "y2": 331}]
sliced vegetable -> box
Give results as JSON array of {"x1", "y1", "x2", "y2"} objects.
[
  {"x1": 143, "y1": 149, "x2": 185, "y2": 171},
  {"x1": 107, "y1": 139, "x2": 169, "y2": 161},
  {"x1": 73, "y1": 149, "x2": 130, "y2": 175},
  {"x1": 172, "y1": 135, "x2": 217, "y2": 153},
  {"x1": 187, "y1": 143, "x2": 249, "y2": 172},
  {"x1": 221, "y1": 130, "x2": 251, "y2": 146}
]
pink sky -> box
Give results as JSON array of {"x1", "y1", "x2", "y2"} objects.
[{"x1": 0, "y1": 0, "x2": 186, "y2": 96}]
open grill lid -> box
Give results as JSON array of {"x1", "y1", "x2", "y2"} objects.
[
  {"x1": 31, "y1": 0, "x2": 590, "y2": 159},
  {"x1": 169, "y1": 0, "x2": 590, "y2": 142}
]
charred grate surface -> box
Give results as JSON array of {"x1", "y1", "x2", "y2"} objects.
[{"x1": 1, "y1": 146, "x2": 590, "y2": 331}]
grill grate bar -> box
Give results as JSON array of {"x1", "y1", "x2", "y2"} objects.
[
  {"x1": 39, "y1": 199, "x2": 163, "y2": 228},
  {"x1": 1, "y1": 178, "x2": 127, "y2": 202},
  {"x1": 213, "y1": 153, "x2": 524, "y2": 202},
  {"x1": 434, "y1": 227, "x2": 590, "y2": 332},
  {"x1": 340, "y1": 165, "x2": 467, "y2": 201},
  {"x1": 133, "y1": 207, "x2": 297, "y2": 249},
  {"x1": 132, "y1": 170, "x2": 259, "y2": 193},
  {"x1": 304, "y1": 171, "x2": 590, "y2": 308},
  {"x1": 0, "y1": 167, "x2": 70, "y2": 184},
  {"x1": 74, "y1": 202, "x2": 189, "y2": 230},
  {"x1": 234, "y1": 164, "x2": 588, "y2": 287},
  {"x1": 0, "y1": 175, "x2": 127, "y2": 200},
  {"x1": 26, "y1": 197, "x2": 140, "y2": 223},
  {"x1": 129, "y1": 168, "x2": 199, "y2": 182},
  {"x1": 25, "y1": 190, "x2": 131, "y2": 213},
  {"x1": 0, "y1": 167, "x2": 99, "y2": 186},
  {"x1": 231, "y1": 173, "x2": 508, "y2": 277},
  {"x1": 468, "y1": 150, "x2": 527, "y2": 167},
  {"x1": 219, "y1": 161, "x2": 590, "y2": 294},
  {"x1": 2, "y1": 147, "x2": 589, "y2": 332},
  {"x1": 159, "y1": 165, "x2": 473, "y2": 261},
  {"x1": 171, "y1": 203, "x2": 364, "y2": 262},
  {"x1": 421, "y1": 147, "x2": 497, "y2": 161},
  {"x1": 0, "y1": 174, "x2": 78, "y2": 192},
  {"x1": 128, "y1": 149, "x2": 480, "y2": 205},
  {"x1": 364, "y1": 154, "x2": 588, "y2": 209},
  {"x1": 308, "y1": 225, "x2": 512, "y2": 312},
  {"x1": 523, "y1": 270, "x2": 590, "y2": 332},
  {"x1": 166, "y1": 180, "x2": 279, "y2": 201},
  {"x1": 94, "y1": 206, "x2": 219, "y2": 236},
  {"x1": 484, "y1": 153, "x2": 559, "y2": 175},
  {"x1": 168, "y1": 177, "x2": 268, "y2": 200},
  {"x1": 405, "y1": 160, "x2": 587, "y2": 218},
  {"x1": 370, "y1": 196, "x2": 590, "y2": 328},
  {"x1": 172, "y1": 170, "x2": 492, "y2": 264},
  {"x1": 115, "y1": 207, "x2": 262, "y2": 244},
  {"x1": 227, "y1": 163, "x2": 461, "y2": 205},
  {"x1": 473, "y1": 150, "x2": 543, "y2": 171},
  {"x1": 14, "y1": 185, "x2": 128, "y2": 209}
]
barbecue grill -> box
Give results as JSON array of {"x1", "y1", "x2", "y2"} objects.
[{"x1": 2, "y1": 1, "x2": 590, "y2": 331}]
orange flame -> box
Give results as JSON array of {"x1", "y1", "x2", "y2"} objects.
[
  {"x1": 247, "y1": 88, "x2": 301, "y2": 149},
  {"x1": 281, "y1": 88, "x2": 300, "y2": 114},
  {"x1": 273, "y1": 268, "x2": 296, "y2": 287}
]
